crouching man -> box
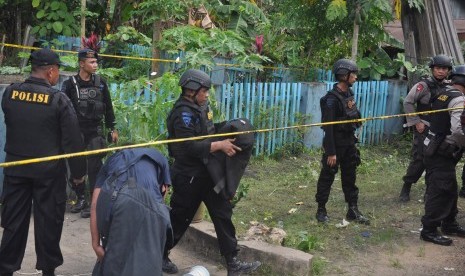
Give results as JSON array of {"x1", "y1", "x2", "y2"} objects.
[{"x1": 90, "y1": 148, "x2": 172, "y2": 275}]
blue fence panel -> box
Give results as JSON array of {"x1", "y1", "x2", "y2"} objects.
[{"x1": 221, "y1": 81, "x2": 302, "y2": 155}]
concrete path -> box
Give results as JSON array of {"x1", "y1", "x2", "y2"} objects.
[{"x1": 0, "y1": 212, "x2": 227, "y2": 276}]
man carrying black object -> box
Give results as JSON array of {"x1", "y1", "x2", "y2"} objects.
[
  {"x1": 0, "y1": 48, "x2": 87, "y2": 276},
  {"x1": 90, "y1": 148, "x2": 171, "y2": 276},
  {"x1": 420, "y1": 65, "x2": 465, "y2": 246},
  {"x1": 61, "y1": 48, "x2": 118, "y2": 218},
  {"x1": 163, "y1": 69, "x2": 261, "y2": 275},
  {"x1": 399, "y1": 54, "x2": 452, "y2": 202},
  {"x1": 315, "y1": 58, "x2": 369, "y2": 225}
]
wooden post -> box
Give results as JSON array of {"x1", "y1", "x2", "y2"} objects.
[
  {"x1": 19, "y1": 26, "x2": 32, "y2": 70},
  {"x1": 0, "y1": 34, "x2": 5, "y2": 67},
  {"x1": 151, "y1": 20, "x2": 162, "y2": 76},
  {"x1": 81, "y1": 0, "x2": 86, "y2": 42}
]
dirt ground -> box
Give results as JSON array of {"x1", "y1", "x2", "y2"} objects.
[{"x1": 322, "y1": 208, "x2": 465, "y2": 276}]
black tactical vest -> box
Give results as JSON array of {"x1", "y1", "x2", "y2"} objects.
[
  {"x1": 321, "y1": 88, "x2": 361, "y2": 132},
  {"x1": 70, "y1": 75, "x2": 105, "y2": 121},
  {"x1": 418, "y1": 77, "x2": 448, "y2": 122},
  {"x1": 429, "y1": 88, "x2": 462, "y2": 135},
  {"x1": 3, "y1": 80, "x2": 59, "y2": 157},
  {"x1": 166, "y1": 98, "x2": 214, "y2": 157}
]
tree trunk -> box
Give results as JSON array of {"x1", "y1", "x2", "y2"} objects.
[
  {"x1": 15, "y1": 6, "x2": 21, "y2": 45},
  {"x1": 81, "y1": 0, "x2": 86, "y2": 42},
  {"x1": 351, "y1": 4, "x2": 361, "y2": 61},
  {"x1": 151, "y1": 20, "x2": 163, "y2": 76}
]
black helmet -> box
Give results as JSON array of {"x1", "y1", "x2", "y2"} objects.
[
  {"x1": 450, "y1": 65, "x2": 465, "y2": 86},
  {"x1": 179, "y1": 69, "x2": 211, "y2": 91},
  {"x1": 333, "y1": 58, "x2": 358, "y2": 75},
  {"x1": 428, "y1": 54, "x2": 452, "y2": 69}
]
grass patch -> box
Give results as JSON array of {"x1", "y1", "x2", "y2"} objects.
[{"x1": 229, "y1": 133, "x2": 465, "y2": 274}]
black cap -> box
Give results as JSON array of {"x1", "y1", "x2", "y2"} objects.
[
  {"x1": 30, "y1": 48, "x2": 65, "y2": 67},
  {"x1": 78, "y1": 48, "x2": 99, "y2": 60}
]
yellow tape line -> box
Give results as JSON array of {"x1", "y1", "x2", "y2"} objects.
[
  {"x1": 0, "y1": 107, "x2": 461, "y2": 168},
  {"x1": 1, "y1": 43, "x2": 306, "y2": 71}
]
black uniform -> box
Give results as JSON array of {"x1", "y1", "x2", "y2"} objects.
[
  {"x1": 0, "y1": 77, "x2": 86, "y2": 273},
  {"x1": 422, "y1": 87, "x2": 464, "y2": 232},
  {"x1": 165, "y1": 97, "x2": 238, "y2": 257},
  {"x1": 61, "y1": 74, "x2": 116, "y2": 194},
  {"x1": 315, "y1": 84, "x2": 361, "y2": 206},
  {"x1": 402, "y1": 77, "x2": 447, "y2": 187}
]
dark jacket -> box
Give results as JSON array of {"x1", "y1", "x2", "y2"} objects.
[
  {"x1": 166, "y1": 97, "x2": 216, "y2": 177},
  {"x1": 207, "y1": 118, "x2": 254, "y2": 199},
  {"x1": 320, "y1": 84, "x2": 361, "y2": 155},
  {"x1": 1, "y1": 76, "x2": 86, "y2": 178}
]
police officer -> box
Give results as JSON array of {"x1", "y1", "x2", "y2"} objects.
[
  {"x1": 61, "y1": 48, "x2": 118, "y2": 218},
  {"x1": 0, "y1": 49, "x2": 87, "y2": 276},
  {"x1": 420, "y1": 65, "x2": 465, "y2": 246},
  {"x1": 315, "y1": 58, "x2": 369, "y2": 225},
  {"x1": 399, "y1": 54, "x2": 452, "y2": 202},
  {"x1": 162, "y1": 69, "x2": 261, "y2": 275}
]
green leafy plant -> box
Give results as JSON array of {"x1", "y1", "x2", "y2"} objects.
[
  {"x1": 31, "y1": 0, "x2": 79, "y2": 37},
  {"x1": 0, "y1": 66, "x2": 21, "y2": 75},
  {"x1": 297, "y1": 231, "x2": 324, "y2": 252}
]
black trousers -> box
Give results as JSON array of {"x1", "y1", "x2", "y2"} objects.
[
  {"x1": 422, "y1": 154, "x2": 460, "y2": 230},
  {"x1": 72, "y1": 131, "x2": 104, "y2": 196},
  {"x1": 315, "y1": 144, "x2": 359, "y2": 205},
  {"x1": 0, "y1": 175, "x2": 67, "y2": 273},
  {"x1": 166, "y1": 174, "x2": 237, "y2": 257},
  {"x1": 402, "y1": 128, "x2": 426, "y2": 184}
]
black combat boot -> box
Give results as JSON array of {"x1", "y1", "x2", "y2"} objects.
[
  {"x1": 226, "y1": 256, "x2": 261, "y2": 276},
  {"x1": 42, "y1": 269, "x2": 55, "y2": 276},
  {"x1": 442, "y1": 221, "x2": 465, "y2": 237},
  {"x1": 70, "y1": 194, "x2": 88, "y2": 213},
  {"x1": 162, "y1": 252, "x2": 178, "y2": 274},
  {"x1": 316, "y1": 206, "x2": 329, "y2": 223},
  {"x1": 346, "y1": 204, "x2": 370, "y2": 225},
  {"x1": 421, "y1": 228, "x2": 452, "y2": 246},
  {"x1": 459, "y1": 186, "x2": 465, "y2": 198},
  {"x1": 399, "y1": 183, "x2": 412, "y2": 202},
  {"x1": 80, "y1": 206, "x2": 91, "y2": 218}
]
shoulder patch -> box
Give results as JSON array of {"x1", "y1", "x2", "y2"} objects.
[
  {"x1": 416, "y1": 83, "x2": 424, "y2": 93},
  {"x1": 437, "y1": 95, "x2": 449, "y2": 101},
  {"x1": 181, "y1": 112, "x2": 193, "y2": 127}
]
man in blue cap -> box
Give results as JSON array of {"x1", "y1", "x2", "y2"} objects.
[
  {"x1": 0, "y1": 48, "x2": 87, "y2": 276},
  {"x1": 61, "y1": 48, "x2": 118, "y2": 218}
]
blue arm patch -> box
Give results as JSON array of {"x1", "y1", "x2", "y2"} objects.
[{"x1": 181, "y1": 112, "x2": 193, "y2": 127}]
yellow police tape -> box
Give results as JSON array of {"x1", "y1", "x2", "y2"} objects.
[
  {"x1": 1, "y1": 43, "x2": 304, "y2": 71},
  {"x1": 0, "y1": 107, "x2": 462, "y2": 168}
]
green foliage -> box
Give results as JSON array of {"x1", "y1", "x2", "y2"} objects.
[
  {"x1": 112, "y1": 72, "x2": 181, "y2": 147},
  {"x1": 231, "y1": 182, "x2": 250, "y2": 207},
  {"x1": 159, "y1": 25, "x2": 270, "y2": 70},
  {"x1": 213, "y1": 0, "x2": 269, "y2": 36},
  {"x1": 132, "y1": 0, "x2": 191, "y2": 25},
  {"x1": 326, "y1": 0, "x2": 347, "y2": 21},
  {"x1": 0, "y1": 66, "x2": 21, "y2": 75},
  {"x1": 297, "y1": 231, "x2": 324, "y2": 252},
  {"x1": 104, "y1": 26, "x2": 152, "y2": 46},
  {"x1": 407, "y1": 0, "x2": 425, "y2": 11},
  {"x1": 31, "y1": 0, "x2": 79, "y2": 37}
]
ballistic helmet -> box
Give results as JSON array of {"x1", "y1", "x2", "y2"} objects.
[
  {"x1": 428, "y1": 54, "x2": 452, "y2": 69},
  {"x1": 179, "y1": 69, "x2": 211, "y2": 91},
  {"x1": 450, "y1": 65, "x2": 465, "y2": 87},
  {"x1": 333, "y1": 59, "x2": 358, "y2": 76}
]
